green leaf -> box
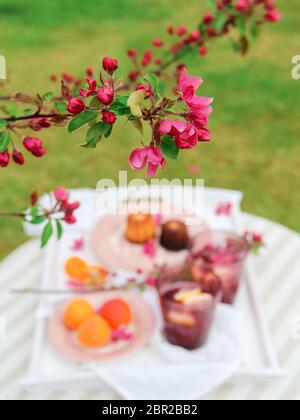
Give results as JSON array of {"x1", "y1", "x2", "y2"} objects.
[
  {"x1": 68, "y1": 110, "x2": 98, "y2": 133},
  {"x1": 110, "y1": 96, "x2": 131, "y2": 116},
  {"x1": 41, "y1": 221, "x2": 53, "y2": 248},
  {"x1": 0, "y1": 119, "x2": 7, "y2": 129},
  {"x1": 42, "y1": 92, "x2": 54, "y2": 102},
  {"x1": 157, "y1": 78, "x2": 165, "y2": 97},
  {"x1": 214, "y1": 13, "x2": 228, "y2": 34},
  {"x1": 82, "y1": 122, "x2": 112, "y2": 148},
  {"x1": 55, "y1": 101, "x2": 67, "y2": 113},
  {"x1": 0, "y1": 131, "x2": 10, "y2": 153},
  {"x1": 56, "y1": 220, "x2": 63, "y2": 240},
  {"x1": 30, "y1": 215, "x2": 46, "y2": 225},
  {"x1": 236, "y1": 15, "x2": 246, "y2": 35},
  {"x1": 161, "y1": 135, "x2": 179, "y2": 160}
]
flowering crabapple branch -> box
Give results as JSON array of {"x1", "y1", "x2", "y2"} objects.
[
  {"x1": 125, "y1": 0, "x2": 281, "y2": 87},
  {"x1": 1, "y1": 58, "x2": 213, "y2": 176},
  {"x1": 0, "y1": 188, "x2": 80, "y2": 248}
]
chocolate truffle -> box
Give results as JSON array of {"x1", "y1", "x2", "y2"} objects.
[{"x1": 160, "y1": 220, "x2": 189, "y2": 251}]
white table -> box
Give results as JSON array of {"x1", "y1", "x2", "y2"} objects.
[{"x1": 0, "y1": 213, "x2": 299, "y2": 400}]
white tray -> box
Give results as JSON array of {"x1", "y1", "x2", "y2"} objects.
[{"x1": 21, "y1": 187, "x2": 285, "y2": 391}]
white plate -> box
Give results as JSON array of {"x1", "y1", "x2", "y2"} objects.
[{"x1": 21, "y1": 187, "x2": 285, "y2": 391}]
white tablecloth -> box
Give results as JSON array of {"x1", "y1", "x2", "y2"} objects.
[{"x1": 0, "y1": 213, "x2": 299, "y2": 400}]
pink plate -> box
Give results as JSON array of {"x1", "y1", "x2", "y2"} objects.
[
  {"x1": 49, "y1": 291, "x2": 156, "y2": 363},
  {"x1": 90, "y1": 200, "x2": 208, "y2": 273}
]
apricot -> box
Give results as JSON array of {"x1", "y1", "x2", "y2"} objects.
[
  {"x1": 99, "y1": 299, "x2": 132, "y2": 329},
  {"x1": 63, "y1": 299, "x2": 94, "y2": 330},
  {"x1": 65, "y1": 257, "x2": 88, "y2": 279},
  {"x1": 77, "y1": 315, "x2": 112, "y2": 348}
]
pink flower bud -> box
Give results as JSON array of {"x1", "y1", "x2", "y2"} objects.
[
  {"x1": 23, "y1": 137, "x2": 46, "y2": 158},
  {"x1": 177, "y1": 25, "x2": 187, "y2": 36},
  {"x1": 102, "y1": 57, "x2": 119, "y2": 74},
  {"x1": 127, "y1": 49, "x2": 138, "y2": 58},
  {"x1": 62, "y1": 72, "x2": 74, "y2": 84},
  {"x1": 86, "y1": 67, "x2": 94, "y2": 77},
  {"x1": 142, "y1": 50, "x2": 153, "y2": 67},
  {"x1": 235, "y1": 0, "x2": 250, "y2": 12},
  {"x1": 203, "y1": 13, "x2": 214, "y2": 25},
  {"x1": 67, "y1": 97, "x2": 85, "y2": 115},
  {"x1": 0, "y1": 151, "x2": 10, "y2": 168},
  {"x1": 102, "y1": 110, "x2": 117, "y2": 125},
  {"x1": 128, "y1": 70, "x2": 140, "y2": 82},
  {"x1": 264, "y1": 10, "x2": 281, "y2": 22},
  {"x1": 135, "y1": 83, "x2": 151, "y2": 98},
  {"x1": 50, "y1": 74, "x2": 57, "y2": 83},
  {"x1": 97, "y1": 87, "x2": 114, "y2": 105},
  {"x1": 152, "y1": 38, "x2": 164, "y2": 48},
  {"x1": 54, "y1": 187, "x2": 70, "y2": 202},
  {"x1": 190, "y1": 31, "x2": 201, "y2": 42},
  {"x1": 207, "y1": 27, "x2": 217, "y2": 37},
  {"x1": 64, "y1": 214, "x2": 77, "y2": 225},
  {"x1": 199, "y1": 46, "x2": 208, "y2": 56},
  {"x1": 167, "y1": 26, "x2": 174, "y2": 35},
  {"x1": 12, "y1": 150, "x2": 25, "y2": 165}
]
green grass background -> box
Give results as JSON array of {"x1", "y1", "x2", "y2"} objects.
[{"x1": 0, "y1": 0, "x2": 299, "y2": 258}]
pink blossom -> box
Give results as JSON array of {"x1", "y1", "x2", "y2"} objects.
[
  {"x1": 179, "y1": 67, "x2": 213, "y2": 115},
  {"x1": 112, "y1": 326, "x2": 133, "y2": 342},
  {"x1": 179, "y1": 67, "x2": 202, "y2": 100},
  {"x1": 235, "y1": 0, "x2": 250, "y2": 12},
  {"x1": 129, "y1": 146, "x2": 165, "y2": 177},
  {"x1": 71, "y1": 237, "x2": 85, "y2": 251},
  {"x1": 97, "y1": 87, "x2": 114, "y2": 105},
  {"x1": 145, "y1": 276, "x2": 157, "y2": 287},
  {"x1": 142, "y1": 240, "x2": 157, "y2": 259},
  {"x1": 79, "y1": 77, "x2": 97, "y2": 98},
  {"x1": 159, "y1": 120, "x2": 198, "y2": 149},
  {"x1": 54, "y1": 187, "x2": 70, "y2": 202},
  {"x1": 264, "y1": 10, "x2": 281, "y2": 22}
]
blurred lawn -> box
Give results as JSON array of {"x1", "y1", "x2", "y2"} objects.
[{"x1": 0, "y1": 0, "x2": 299, "y2": 258}]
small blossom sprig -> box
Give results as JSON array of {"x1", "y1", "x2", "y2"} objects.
[
  {"x1": 244, "y1": 230, "x2": 265, "y2": 254},
  {"x1": 0, "y1": 188, "x2": 80, "y2": 248},
  {"x1": 0, "y1": 58, "x2": 213, "y2": 176},
  {"x1": 126, "y1": 0, "x2": 281, "y2": 86}
]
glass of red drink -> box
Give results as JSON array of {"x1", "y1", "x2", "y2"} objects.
[
  {"x1": 157, "y1": 263, "x2": 222, "y2": 350},
  {"x1": 190, "y1": 231, "x2": 249, "y2": 304}
]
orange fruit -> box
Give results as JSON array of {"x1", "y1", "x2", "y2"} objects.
[
  {"x1": 99, "y1": 299, "x2": 132, "y2": 329},
  {"x1": 77, "y1": 315, "x2": 112, "y2": 348},
  {"x1": 63, "y1": 299, "x2": 94, "y2": 330},
  {"x1": 65, "y1": 257, "x2": 88, "y2": 279}
]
